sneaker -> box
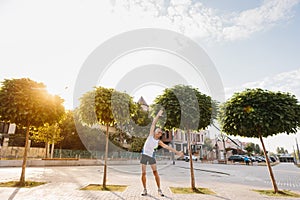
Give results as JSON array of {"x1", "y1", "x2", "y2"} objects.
[
  {"x1": 158, "y1": 188, "x2": 164, "y2": 197},
  {"x1": 141, "y1": 189, "x2": 147, "y2": 196}
]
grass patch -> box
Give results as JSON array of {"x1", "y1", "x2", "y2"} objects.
[
  {"x1": 253, "y1": 189, "x2": 300, "y2": 198},
  {"x1": 80, "y1": 184, "x2": 127, "y2": 192},
  {"x1": 170, "y1": 187, "x2": 216, "y2": 195},
  {"x1": 0, "y1": 181, "x2": 46, "y2": 188}
]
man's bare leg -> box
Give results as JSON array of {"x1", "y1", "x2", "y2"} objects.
[
  {"x1": 151, "y1": 164, "x2": 164, "y2": 196},
  {"x1": 151, "y1": 164, "x2": 160, "y2": 188},
  {"x1": 141, "y1": 164, "x2": 147, "y2": 195}
]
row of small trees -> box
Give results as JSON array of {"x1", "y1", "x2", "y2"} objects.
[{"x1": 0, "y1": 78, "x2": 300, "y2": 193}]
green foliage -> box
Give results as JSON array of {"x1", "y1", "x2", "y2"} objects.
[
  {"x1": 0, "y1": 78, "x2": 65, "y2": 127},
  {"x1": 130, "y1": 106, "x2": 151, "y2": 137},
  {"x1": 203, "y1": 137, "x2": 213, "y2": 152},
  {"x1": 244, "y1": 142, "x2": 255, "y2": 155},
  {"x1": 111, "y1": 90, "x2": 137, "y2": 126},
  {"x1": 31, "y1": 123, "x2": 63, "y2": 144},
  {"x1": 132, "y1": 105, "x2": 151, "y2": 126},
  {"x1": 58, "y1": 110, "x2": 86, "y2": 150},
  {"x1": 78, "y1": 86, "x2": 137, "y2": 127},
  {"x1": 109, "y1": 129, "x2": 132, "y2": 149},
  {"x1": 254, "y1": 144, "x2": 261, "y2": 154},
  {"x1": 129, "y1": 137, "x2": 147, "y2": 152},
  {"x1": 59, "y1": 111, "x2": 76, "y2": 138},
  {"x1": 152, "y1": 85, "x2": 214, "y2": 131},
  {"x1": 219, "y1": 88, "x2": 300, "y2": 138},
  {"x1": 276, "y1": 147, "x2": 288, "y2": 154}
]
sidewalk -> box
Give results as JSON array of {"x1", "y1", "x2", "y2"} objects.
[{"x1": 0, "y1": 162, "x2": 298, "y2": 200}]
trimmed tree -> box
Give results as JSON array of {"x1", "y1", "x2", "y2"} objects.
[
  {"x1": 31, "y1": 123, "x2": 63, "y2": 158},
  {"x1": 78, "y1": 86, "x2": 136, "y2": 188},
  {"x1": 0, "y1": 78, "x2": 64, "y2": 186},
  {"x1": 219, "y1": 88, "x2": 300, "y2": 193},
  {"x1": 153, "y1": 84, "x2": 214, "y2": 190}
]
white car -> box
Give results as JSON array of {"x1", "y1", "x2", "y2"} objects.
[{"x1": 184, "y1": 155, "x2": 198, "y2": 161}]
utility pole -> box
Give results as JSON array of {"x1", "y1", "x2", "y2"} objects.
[
  {"x1": 296, "y1": 138, "x2": 300, "y2": 164},
  {"x1": 171, "y1": 129, "x2": 175, "y2": 165},
  {"x1": 293, "y1": 146, "x2": 296, "y2": 164}
]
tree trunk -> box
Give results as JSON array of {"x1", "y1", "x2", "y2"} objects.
[
  {"x1": 59, "y1": 143, "x2": 62, "y2": 158},
  {"x1": 259, "y1": 134, "x2": 279, "y2": 193},
  {"x1": 102, "y1": 124, "x2": 109, "y2": 188},
  {"x1": 187, "y1": 130, "x2": 196, "y2": 190},
  {"x1": 46, "y1": 142, "x2": 50, "y2": 158},
  {"x1": 44, "y1": 142, "x2": 48, "y2": 158},
  {"x1": 50, "y1": 140, "x2": 55, "y2": 159},
  {"x1": 222, "y1": 137, "x2": 227, "y2": 164},
  {"x1": 120, "y1": 124, "x2": 124, "y2": 145},
  {"x1": 19, "y1": 123, "x2": 30, "y2": 186}
]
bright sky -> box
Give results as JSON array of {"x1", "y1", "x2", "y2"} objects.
[{"x1": 1, "y1": 0, "x2": 300, "y2": 154}]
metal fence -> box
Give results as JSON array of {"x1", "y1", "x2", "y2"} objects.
[{"x1": 53, "y1": 149, "x2": 172, "y2": 160}]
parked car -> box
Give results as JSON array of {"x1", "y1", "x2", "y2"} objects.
[
  {"x1": 269, "y1": 156, "x2": 277, "y2": 162},
  {"x1": 253, "y1": 156, "x2": 265, "y2": 162},
  {"x1": 250, "y1": 156, "x2": 257, "y2": 162},
  {"x1": 177, "y1": 154, "x2": 198, "y2": 162},
  {"x1": 184, "y1": 155, "x2": 198, "y2": 162},
  {"x1": 254, "y1": 156, "x2": 274, "y2": 163},
  {"x1": 228, "y1": 155, "x2": 244, "y2": 162}
]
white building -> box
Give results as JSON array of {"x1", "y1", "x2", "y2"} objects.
[{"x1": 173, "y1": 129, "x2": 210, "y2": 158}]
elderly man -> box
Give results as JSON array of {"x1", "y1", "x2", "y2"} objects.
[{"x1": 140, "y1": 110, "x2": 183, "y2": 197}]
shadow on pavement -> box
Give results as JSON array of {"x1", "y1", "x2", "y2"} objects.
[
  {"x1": 8, "y1": 187, "x2": 20, "y2": 200},
  {"x1": 212, "y1": 194, "x2": 232, "y2": 200},
  {"x1": 145, "y1": 194, "x2": 171, "y2": 199},
  {"x1": 110, "y1": 191, "x2": 126, "y2": 200}
]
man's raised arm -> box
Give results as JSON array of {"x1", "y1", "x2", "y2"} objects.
[
  {"x1": 149, "y1": 110, "x2": 163, "y2": 136},
  {"x1": 158, "y1": 141, "x2": 184, "y2": 157}
]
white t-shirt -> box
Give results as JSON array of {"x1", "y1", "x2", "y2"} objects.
[{"x1": 142, "y1": 135, "x2": 159, "y2": 157}]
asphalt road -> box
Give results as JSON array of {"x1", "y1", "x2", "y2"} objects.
[
  {"x1": 0, "y1": 161, "x2": 299, "y2": 200},
  {"x1": 169, "y1": 161, "x2": 300, "y2": 191}
]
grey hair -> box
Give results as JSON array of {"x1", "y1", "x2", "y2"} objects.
[{"x1": 155, "y1": 128, "x2": 162, "y2": 133}]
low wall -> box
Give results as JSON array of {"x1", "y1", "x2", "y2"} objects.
[{"x1": 0, "y1": 146, "x2": 45, "y2": 159}]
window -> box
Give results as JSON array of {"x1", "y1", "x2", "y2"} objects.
[{"x1": 0, "y1": 122, "x2": 10, "y2": 133}]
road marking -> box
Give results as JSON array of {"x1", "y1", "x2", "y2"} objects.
[{"x1": 264, "y1": 180, "x2": 300, "y2": 188}]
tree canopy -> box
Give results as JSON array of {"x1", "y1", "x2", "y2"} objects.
[
  {"x1": 78, "y1": 87, "x2": 137, "y2": 127},
  {"x1": 153, "y1": 84, "x2": 214, "y2": 131},
  {"x1": 31, "y1": 123, "x2": 62, "y2": 144},
  {"x1": 219, "y1": 88, "x2": 300, "y2": 138},
  {"x1": 0, "y1": 78, "x2": 64, "y2": 126}
]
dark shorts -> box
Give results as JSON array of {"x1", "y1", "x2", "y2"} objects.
[{"x1": 140, "y1": 154, "x2": 156, "y2": 165}]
